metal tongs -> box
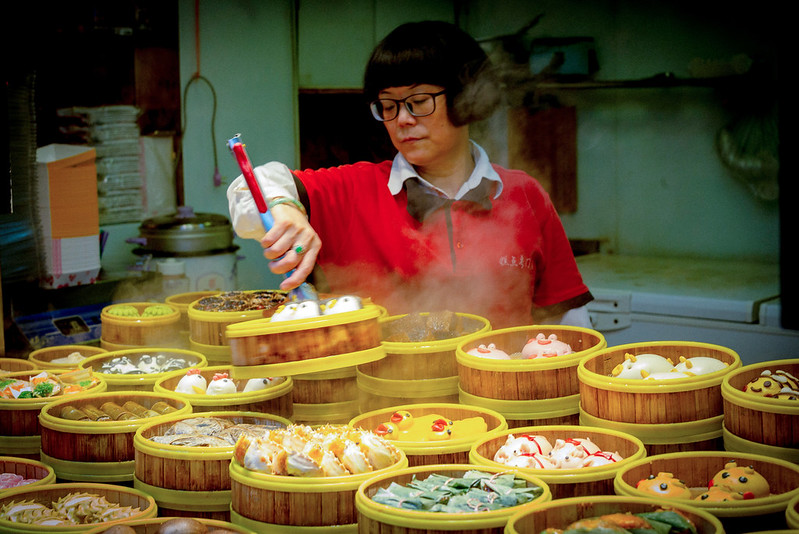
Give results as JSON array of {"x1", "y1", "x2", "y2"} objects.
[{"x1": 227, "y1": 134, "x2": 318, "y2": 302}]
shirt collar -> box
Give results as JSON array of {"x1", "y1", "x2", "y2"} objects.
[{"x1": 388, "y1": 141, "x2": 503, "y2": 199}]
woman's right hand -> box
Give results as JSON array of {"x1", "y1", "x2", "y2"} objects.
[
  {"x1": 226, "y1": 161, "x2": 319, "y2": 290},
  {"x1": 260, "y1": 202, "x2": 321, "y2": 291}
]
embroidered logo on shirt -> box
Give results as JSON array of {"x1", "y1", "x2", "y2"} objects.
[{"x1": 499, "y1": 255, "x2": 534, "y2": 270}]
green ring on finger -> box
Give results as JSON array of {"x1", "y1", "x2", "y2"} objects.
[{"x1": 294, "y1": 244, "x2": 306, "y2": 255}]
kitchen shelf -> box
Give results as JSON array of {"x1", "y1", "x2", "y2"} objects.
[{"x1": 534, "y1": 72, "x2": 755, "y2": 91}]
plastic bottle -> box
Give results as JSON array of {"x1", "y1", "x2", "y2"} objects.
[{"x1": 157, "y1": 258, "x2": 190, "y2": 297}]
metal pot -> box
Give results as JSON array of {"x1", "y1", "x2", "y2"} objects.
[{"x1": 127, "y1": 206, "x2": 234, "y2": 254}]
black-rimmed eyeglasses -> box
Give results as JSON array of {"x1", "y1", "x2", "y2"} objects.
[{"x1": 369, "y1": 91, "x2": 446, "y2": 122}]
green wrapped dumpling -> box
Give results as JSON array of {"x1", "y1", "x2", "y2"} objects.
[
  {"x1": 141, "y1": 305, "x2": 174, "y2": 317},
  {"x1": 106, "y1": 305, "x2": 140, "y2": 317}
]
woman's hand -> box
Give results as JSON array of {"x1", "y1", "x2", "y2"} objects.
[{"x1": 260, "y1": 203, "x2": 321, "y2": 291}]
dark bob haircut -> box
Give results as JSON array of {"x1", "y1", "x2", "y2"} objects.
[{"x1": 363, "y1": 20, "x2": 501, "y2": 127}]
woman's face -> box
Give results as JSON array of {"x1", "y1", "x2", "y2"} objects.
[{"x1": 379, "y1": 84, "x2": 469, "y2": 171}]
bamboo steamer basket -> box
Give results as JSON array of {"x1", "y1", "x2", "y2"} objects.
[
  {"x1": 360, "y1": 312, "x2": 491, "y2": 380},
  {"x1": 578, "y1": 340, "x2": 741, "y2": 454},
  {"x1": 133, "y1": 410, "x2": 291, "y2": 520},
  {"x1": 189, "y1": 337, "x2": 233, "y2": 366},
  {"x1": 38, "y1": 391, "x2": 191, "y2": 482},
  {"x1": 0, "y1": 482, "x2": 157, "y2": 533},
  {"x1": 225, "y1": 303, "x2": 385, "y2": 375},
  {"x1": 154, "y1": 365, "x2": 294, "y2": 419},
  {"x1": 0, "y1": 456, "x2": 56, "y2": 495},
  {"x1": 27, "y1": 345, "x2": 107, "y2": 370},
  {"x1": 79, "y1": 348, "x2": 207, "y2": 392},
  {"x1": 165, "y1": 290, "x2": 220, "y2": 331},
  {"x1": 614, "y1": 451, "x2": 799, "y2": 534},
  {"x1": 357, "y1": 370, "x2": 460, "y2": 412},
  {"x1": 349, "y1": 403, "x2": 507, "y2": 467},
  {"x1": 469, "y1": 424, "x2": 646, "y2": 499},
  {"x1": 456, "y1": 325, "x2": 606, "y2": 428},
  {"x1": 355, "y1": 463, "x2": 551, "y2": 534},
  {"x1": 287, "y1": 366, "x2": 357, "y2": 425},
  {"x1": 0, "y1": 358, "x2": 38, "y2": 374},
  {"x1": 84, "y1": 516, "x2": 255, "y2": 533},
  {"x1": 100, "y1": 302, "x2": 181, "y2": 348},
  {"x1": 0, "y1": 370, "x2": 107, "y2": 459},
  {"x1": 187, "y1": 290, "x2": 287, "y2": 347},
  {"x1": 721, "y1": 359, "x2": 799, "y2": 463},
  {"x1": 229, "y1": 442, "x2": 408, "y2": 530},
  {"x1": 788, "y1": 493, "x2": 799, "y2": 529},
  {"x1": 505, "y1": 495, "x2": 724, "y2": 534}
]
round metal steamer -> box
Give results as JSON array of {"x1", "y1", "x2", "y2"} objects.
[{"x1": 135, "y1": 207, "x2": 234, "y2": 254}]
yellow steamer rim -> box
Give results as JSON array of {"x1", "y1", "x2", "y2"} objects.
[
  {"x1": 504, "y1": 495, "x2": 725, "y2": 534},
  {"x1": 348, "y1": 403, "x2": 508, "y2": 467},
  {"x1": 153, "y1": 365, "x2": 294, "y2": 417},
  {"x1": 0, "y1": 482, "x2": 157, "y2": 533},
  {"x1": 228, "y1": 446, "x2": 409, "y2": 529},
  {"x1": 78, "y1": 348, "x2": 208, "y2": 392},
  {"x1": 83, "y1": 516, "x2": 255, "y2": 534},
  {"x1": 613, "y1": 450, "x2": 799, "y2": 530},
  {"x1": 0, "y1": 358, "x2": 38, "y2": 373},
  {"x1": 226, "y1": 304, "x2": 385, "y2": 378},
  {"x1": 355, "y1": 463, "x2": 552, "y2": 532},
  {"x1": 133, "y1": 411, "x2": 292, "y2": 518},
  {"x1": 165, "y1": 290, "x2": 221, "y2": 328},
  {"x1": 0, "y1": 370, "x2": 107, "y2": 458},
  {"x1": 456, "y1": 325, "x2": 606, "y2": 426},
  {"x1": 100, "y1": 302, "x2": 181, "y2": 348},
  {"x1": 578, "y1": 340, "x2": 741, "y2": 452},
  {"x1": 469, "y1": 424, "x2": 647, "y2": 499},
  {"x1": 0, "y1": 456, "x2": 56, "y2": 495},
  {"x1": 27, "y1": 345, "x2": 107, "y2": 370},
  {"x1": 787, "y1": 493, "x2": 799, "y2": 529},
  {"x1": 720, "y1": 358, "x2": 799, "y2": 463},
  {"x1": 187, "y1": 289, "x2": 287, "y2": 346},
  {"x1": 367, "y1": 311, "x2": 492, "y2": 380},
  {"x1": 38, "y1": 391, "x2": 191, "y2": 482}
]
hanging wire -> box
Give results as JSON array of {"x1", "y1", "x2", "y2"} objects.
[{"x1": 174, "y1": 0, "x2": 223, "y2": 188}]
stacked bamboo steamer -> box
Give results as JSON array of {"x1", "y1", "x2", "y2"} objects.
[
  {"x1": 226, "y1": 296, "x2": 387, "y2": 426},
  {"x1": 358, "y1": 311, "x2": 491, "y2": 411},
  {"x1": 187, "y1": 289, "x2": 287, "y2": 365}
]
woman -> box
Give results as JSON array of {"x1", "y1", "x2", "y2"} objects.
[{"x1": 227, "y1": 20, "x2": 592, "y2": 329}]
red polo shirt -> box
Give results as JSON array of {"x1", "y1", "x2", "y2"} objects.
[{"x1": 294, "y1": 161, "x2": 591, "y2": 328}]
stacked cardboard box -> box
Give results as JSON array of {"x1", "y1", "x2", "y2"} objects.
[
  {"x1": 35, "y1": 144, "x2": 101, "y2": 288},
  {"x1": 57, "y1": 105, "x2": 144, "y2": 224}
]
